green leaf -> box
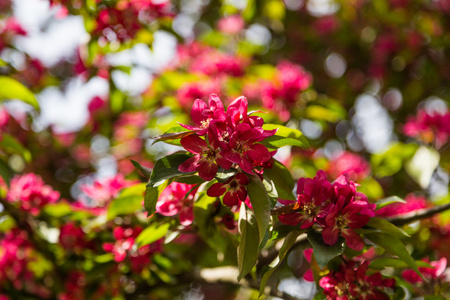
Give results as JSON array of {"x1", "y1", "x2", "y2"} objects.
[
  {"x1": 262, "y1": 123, "x2": 309, "y2": 149},
  {"x1": 144, "y1": 179, "x2": 171, "y2": 216},
  {"x1": 94, "y1": 253, "x2": 114, "y2": 263},
  {"x1": 365, "y1": 217, "x2": 409, "y2": 238},
  {"x1": 0, "y1": 76, "x2": 39, "y2": 110},
  {"x1": 130, "y1": 159, "x2": 152, "y2": 178},
  {"x1": 148, "y1": 152, "x2": 194, "y2": 187},
  {"x1": 259, "y1": 231, "x2": 299, "y2": 296},
  {"x1": 237, "y1": 203, "x2": 260, "y2": 281},
  {"x1": 0, "y1": 134, "x2": 32, "y2": 162},
  {"x1": 307, "y1": 231, "x2": 345, "y2": 269},
  {"x1": 247, "y1": 175, "x2": 271, "y2": 243},
  {"x1": 365, "y1": 232, "x2": 421, "y2": 277},
  {"x1": 193, "y1": 192, "x2": 228, "y2": 252},
  {"x1": 260, "y1": 136, "x2": 307, "y2": 150},
  {"x1": 0, "y1": 159, "x2": 12, "y2": 185},
  {"x1": 375, "y1": 196, "x2": 406, "y2": 210},
  {"x1": 264, "y1": 159, "x2": 295, "y2": 201},
  {"x1": 107, "y1": 183, "x2": 146, "y2": 219},
  {"x1": 136, "y1": 222, "x2": 171, "y2": 247},
  {"x1": 43, "y1": 202, "x2": 73, "y2": 218}
]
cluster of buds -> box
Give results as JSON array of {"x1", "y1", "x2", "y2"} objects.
[
  {"x1": 177, "y1": 94, "x2": 276, "y2": 206},
  {"x1": 276, "y1": 170, "x2": 375, "y2": 251}
]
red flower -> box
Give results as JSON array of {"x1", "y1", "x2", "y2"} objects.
[
  {"x1": 207, "y1": 173, "x2": 249, "y2": 207},
  {"x1": 402, "y1": 257, "x2": 447, "y2": 284},
  {"x1": 323, "y1": 196, "x2": 375, "y2": 251},
  {"x1": 320, "y1": 260, "x2": 395, "y2": 300},
  {"x1": 180, "y1": 94, "x2": 226, "y2": 135},
  {"x1": 178, "y1": 134, "x2": 231, "y2": 180},
  {"x1": 155, "y1": 182, "x2": 197, "y2": 225},
  {"x1": 278, "y1": 170, "x2": 333, "y2": 229}
]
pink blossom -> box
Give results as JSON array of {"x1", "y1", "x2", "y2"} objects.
[
  {"x1": 276, "y1": 171, "x2": 375, "y2": 251},
  {"x1": 7, "y1": 173, "x2": 60, "y2": 215},
  {"x1": 403, "y1": 109, "x2": 450, "y2": 148},
  {"x1": 156, "y1": 182, "x2": 197, "y2": 226},
  {"x1": 178, "y1": 94, "x2": 275, "y2": 176},
  {"x1": 260, "y1": 61, "x2": 312, "y2": 121},
  {"x1": 327, "y1": 151, "x2": 371, "y2": 181},
  {"x1": 103, "y1": 226, "x2": 162, "y2": 273},
  {"x1": 402, "y1": 257, "x2": 447, "y2": 284},
  {"x1": 217, "y1": 15, "x2": 245, "y2": 34},
  {"x1": 59, "y1": 222, "x2": 87, "y2": 253},
  {"x1": 277, "y1": 170, "x2": 333, "y2": 229},
  {"x1": 80, "y1": 174, "x2": 134, "y2": 207},
  {"x1": 376, "y1": 193, "x2": 428, "y2": 217},
  {"x1": 207, "y1": 173, "x2": 250, "y2": 207},
  {"x1": 320, "y1": 260, "x2": 395, "y2": 300}
]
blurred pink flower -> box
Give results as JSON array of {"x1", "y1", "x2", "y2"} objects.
[
  {"x1": 7, "y1": 173, "x2": 60, "y2": 215},
  {"x1": 217, "y1": 15, "x2": 245, "y2": 34}
]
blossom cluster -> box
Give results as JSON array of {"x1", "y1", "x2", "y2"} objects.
[
  {"x1": 93, "y1": 0, "x2": 173, "y2": 42},
  {"x1": 103, "y1": 226, "x2": 163, "y2": 273},
  {"x1": 177, "y1": 94, "x2": 276, "y2": 206},
  {"x1": 403, "y1": 109, "x2": 450, "y2": 148},
  {"x1": 319, "y1": 260, "x2": 395, "y2": 300},
  {"x1": 6, "y1": 173, "x2": 60, "y2": 215},
  {"x1": 277, "y1": 170, "x2": 375, "y2": 251}
]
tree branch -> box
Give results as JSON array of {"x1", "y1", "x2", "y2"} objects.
[{"x1": 387, "y1": 202, "x2": 450, "y2": 226}]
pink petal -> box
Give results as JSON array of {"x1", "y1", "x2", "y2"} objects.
[
  {"x1": 322, "y1": 226, "x2": 340, "y2": 246},
  {"x1": 341, "y1": 228, "x2": 365, "y2": 251},
  {"x1": 223, "y1": 191, "x2": 239, "y2": 207},
  {"x1": 198, "y1": 160, "x2": 218, "y2": 181},
  {"x1": 191, "y1": 99, "x2": 208, "y2": 126},
  {"x1": 178, "y1": 155, "x2": 201, "y2": 173},
  {"x1": 247, "y1": 143, "x2": 271, "y2": 162},
  {"x1": 207, "y1": 183, "x2": 227, "y2": 197},
  {"x1": 180, "y1": 135, "x2": 208, "y2": 154}
]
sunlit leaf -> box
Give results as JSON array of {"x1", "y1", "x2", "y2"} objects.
[
  {"x1": 136, "y1": 222, "x2": 170, "y2": 247},
  {"x1": 0, "y1": 76, "x2": 39, "y2": 110}
]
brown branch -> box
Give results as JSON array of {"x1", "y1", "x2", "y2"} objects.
[{"x1": 387, "y1": 202, "x2": 450, "y2": 226}]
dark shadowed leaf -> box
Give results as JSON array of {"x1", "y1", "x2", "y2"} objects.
[
  {"x1": 130, "y1": 159, "x2": 152, "y2": 178},
  {"x1": 259, "y1": 231, "x2": 299, "y2": 296},
  {"x1": 307, "y1": 231, "x2": 345, "y2": 269},
  {"x1": 148, "y1": 152, "x2": 194, "y2": 187}
]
